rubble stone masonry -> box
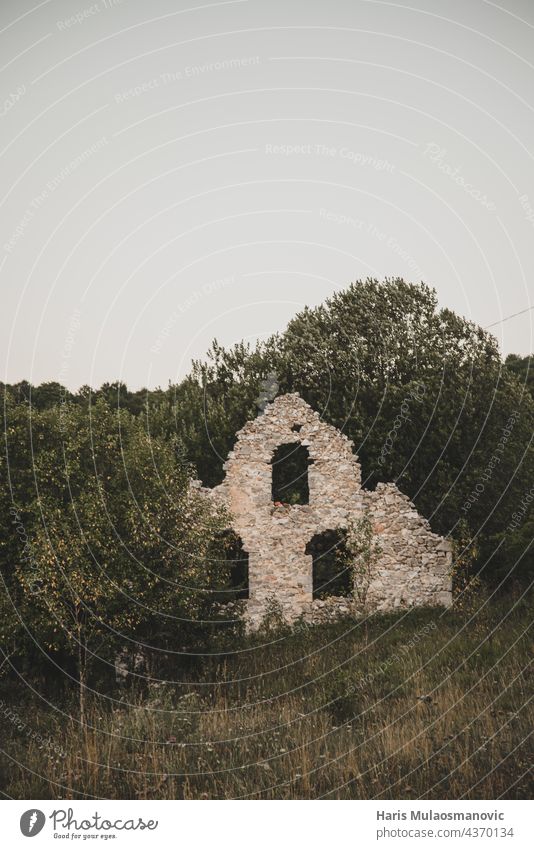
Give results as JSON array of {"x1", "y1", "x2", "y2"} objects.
[{"x1": 196, "y1": 394, "x2": 452, "y2": 628}]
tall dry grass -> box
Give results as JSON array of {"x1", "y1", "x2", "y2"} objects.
[{"x1": 1, "y1": 592, "x2": 532, "y2": 799}]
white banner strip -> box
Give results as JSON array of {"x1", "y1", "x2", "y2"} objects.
[{"x1": 2, "y1": 799, "x2": 532, "y2": 848}]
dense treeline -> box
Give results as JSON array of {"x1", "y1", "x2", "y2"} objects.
[
  {"x1": 0, "y1": 397, "x2": 234, "y2": 715},
  {"x1": 184, "y1": 281, "x2": 533, "y2": 587},
  {"x1": 1, "y1": 279, "x2": 533, "y2": 699}
]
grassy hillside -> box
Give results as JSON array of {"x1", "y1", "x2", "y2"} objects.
[{"x1": 1, "y1": 590, "x2": 532, "y2": 800}]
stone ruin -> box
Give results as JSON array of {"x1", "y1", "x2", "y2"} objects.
[{"x1": 197, "y1": 393, "x2": 452, "y2": 629}]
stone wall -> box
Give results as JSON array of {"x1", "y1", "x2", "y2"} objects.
[
  {"x1": 199, "y1": 393, "x2": 452, "y2": 628},
  {"x1": 364, "y1": 483, "x2": 452, "y2": 611}
]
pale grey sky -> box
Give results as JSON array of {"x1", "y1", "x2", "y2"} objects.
[{"x1": 1, "y1": 0, "x2": 533, "y2": 390}]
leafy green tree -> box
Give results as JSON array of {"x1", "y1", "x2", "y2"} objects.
[
  {"x1": 170, "y1": 279, "x2": 534, "y2": 584},
  {"x1": 342, "y1": 512, "x2": 382, "y2": 613},
  {"x1": 1, "y1": 394, "x2": 229, "y2": 719},
  {"x1": 504, "y1": 353, "x2": 534, "y2": 400},
  {"x1": 171, "y1": 341, "x2": 279, "y2": 487}
]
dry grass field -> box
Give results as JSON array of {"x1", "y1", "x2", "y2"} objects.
[{"x1": 1, "y1": 590, "x2": 532, "y2": 800}]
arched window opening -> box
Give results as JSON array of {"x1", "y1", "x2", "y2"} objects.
[
  {"x1": 271, "y1": 442, "x2": 310, "y2": 505},
  {"x1": 218, "y1": 531, "x2": 249, "y2": 600},
  {"x1": 306, "y1": 529, "x2": 352, "y2": 599}
]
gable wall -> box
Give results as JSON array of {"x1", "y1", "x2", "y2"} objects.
[{"x1": 204, "y1": 394, "x2": 452, "y2": 627}]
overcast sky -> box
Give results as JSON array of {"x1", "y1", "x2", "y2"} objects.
[{"x1": 1, "y1": 0, "x2": 533, "y2": 390}]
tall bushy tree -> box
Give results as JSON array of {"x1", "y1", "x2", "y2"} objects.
[
  {"x1": 1, "y1": 393, "x2": 229, "y2": 716},
  {"x1": 171, "y1": 279, "x2": 534, "y2": 582},
  {"x1": 276, "y1": 281, "x2": 533, "y2": 535},
  {"x1": 172, "y1": 340, "x2": 279, "y2": 487}
]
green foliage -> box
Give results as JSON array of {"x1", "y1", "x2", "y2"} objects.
[
  {"x1": 308, "y1": 529, "x2": 352, "y2": 599},
  {"x1": 450, "y1": 519, "x2": 481, "y2": 610},
  {"x1": 338, "y1": 512, "x2": 382, "y2": 609},
  {"x1": 504, "y1": 353, "x2": 534, "y2": 400},
  {"x1": 2, "y1": 594, "x2": 531, "y2": 799},
  {"x1": 173, "y1": 339, "x2": 280, "y2": 487},
  {"x1": 157, "y1": 278, "x2": 534, "y2": 585},
  {"x1": 275, "y1": 281, "x2": 534, "y2": 546},
  {"x1": 2, "y1": 277, "x2": 534, "y2": 690},
  {"x1": 257, "y1": 596, "x2": 290, "y2": 636},
  {"x1": 271, "y1": 442, "x2": 310, "y2": 504},
  {"x1": 0, "y1": 394, "x2": 231, "y2": 716}
]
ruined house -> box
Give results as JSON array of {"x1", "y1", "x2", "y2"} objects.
[{"x1": 199, "y1": 393, "x2": 452, "y2": 628}]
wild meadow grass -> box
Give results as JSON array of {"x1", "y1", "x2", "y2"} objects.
[{"x1": 1, "y1": 590, "x2": 532, "y2": 799}]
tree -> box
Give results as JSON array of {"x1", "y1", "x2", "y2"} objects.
[
  {"x1": 504, "y1": 353, "x2": 534, "y2": 400},
  {"x1": 334, "y1": 513, "x2": 381, "y2": 643},
  {"x1": 166, "y1": 279, "x2": 534, "y2": 585},
  {"x1": 342, "y1": 513, "x2": 382, "y2": 613},
  {"x1": 171, "y1": 340, "x2": 279, "y2": 487},
  {"x1": 1, "y1": 394, "x2": 230, "y2": 721}
]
